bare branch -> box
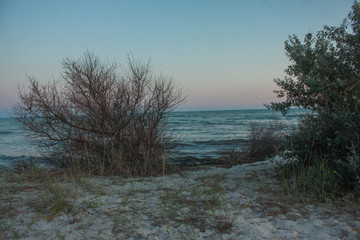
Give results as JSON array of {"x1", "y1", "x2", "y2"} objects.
[{"x1": 13, "y1": 52, "x2": 184, "y2": 176}]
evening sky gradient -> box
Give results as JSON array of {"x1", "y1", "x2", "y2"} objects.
[{"x1": 0, "y1": 0, "x2": 355, "y2": 117}]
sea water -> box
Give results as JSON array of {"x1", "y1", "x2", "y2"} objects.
[
  {"x1": 0, "y1": 109, "x2": 303, "y2": 168},
  {"x1": 168, "y1": 109, "x2": 301, "y2": 163},
  {"x1": 0, "y1": 118, "x2": 40, "y2": 169}
]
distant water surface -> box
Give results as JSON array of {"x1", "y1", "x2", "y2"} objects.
[
  {"x1": 0, "y1": 118, "x2": 40, "y2": 169},
  {"x1": 168, "y1": 109, "x2": 302, "y2": 163},
  {"x1": 0, "y1": 109, "x2": 303, "y2": 168}
]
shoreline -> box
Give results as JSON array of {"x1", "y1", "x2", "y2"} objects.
[{"x1": 1, "y1": 157, "x2": 359, "y2": 239}]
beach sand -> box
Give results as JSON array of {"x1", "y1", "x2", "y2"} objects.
[{"x1": 1, "y1": 158, "x2": 359, "y2": 239}]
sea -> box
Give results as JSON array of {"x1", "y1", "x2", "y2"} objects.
[{"x1": 0, "y1": 109, "x2": 303, "y2": 169}]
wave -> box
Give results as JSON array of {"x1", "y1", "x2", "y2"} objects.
[
  {"x1": 0, "y1": 154, "x2": 44, "y2": 166},
  {"x1": 0, "y1": 131, "x2": 12, "y2": 135},
  {"x1": 193, "y1": 139, "x2": 247, "y2": 146},
  {"x1": 0, "y1": 109, "x2": 304, "y2": 166}
]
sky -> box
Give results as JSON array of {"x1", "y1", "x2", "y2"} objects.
[{"x1": 0, "y1": 0, "x2": 355, "y2": 117}]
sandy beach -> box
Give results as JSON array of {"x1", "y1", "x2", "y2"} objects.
[{"x1": 1, "y1": 158, "x2": 359, "y2": 239}]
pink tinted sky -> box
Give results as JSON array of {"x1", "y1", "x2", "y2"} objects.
[{"x1": 0, "y1": 0, "x2": 355, "y2": 117}]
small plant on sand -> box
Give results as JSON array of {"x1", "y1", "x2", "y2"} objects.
[
  {"x1": 159, "y1": 172, "x2": 233, "y2": 234},
  {"x1": 74, "y1": 177, "x2": 106, "y2": 195},
  {"x1": 13, "y1": 51, "x2": 184, "y2": 177},
  {"x1": 44, "y1": 181, "x2": 74, "y2": 220}
]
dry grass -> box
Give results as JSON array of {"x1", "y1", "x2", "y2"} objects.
[
  {"x1": 158, "y1": 172, "x2": 235, "y2": 234},
  {"x1": 1, "y1": 160, "x2": 359, "y2": 239}
]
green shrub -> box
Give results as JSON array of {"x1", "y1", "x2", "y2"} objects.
[
  {"x1": 288, "y1": 112, "x2": 360, "y2": 189},
  {"x1": 268, "y1": 1, "x2": 360, "y2": 198}
]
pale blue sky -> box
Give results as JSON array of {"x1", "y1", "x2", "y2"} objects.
[{"x1": 0, "y1": 0, "x2": 354, "y2": 117}]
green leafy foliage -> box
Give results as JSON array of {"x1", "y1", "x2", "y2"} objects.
[{"x1": 268, "y1": 1, "x2": 360, "y2": 197}]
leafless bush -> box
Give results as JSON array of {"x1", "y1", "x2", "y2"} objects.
[
  {"x1": 244, "y1": 120, "x2": 286, "y2": 161},
  {"x1": 223, "y1": 120, "x2": 287, "y2": 166},
  {"x1": 13, "y1": 51, "x2": 184, "y2": 176}
]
